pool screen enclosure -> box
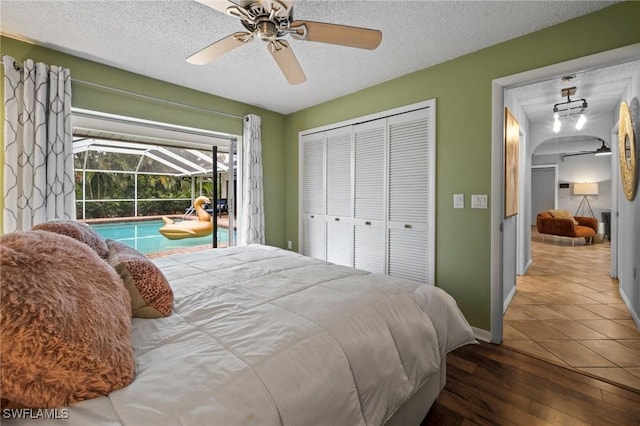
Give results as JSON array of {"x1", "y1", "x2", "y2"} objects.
[{"x1": 73, "y1": 135, "x2": 237, "y2": 248}]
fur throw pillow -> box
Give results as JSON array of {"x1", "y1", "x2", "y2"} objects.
[
  {"x1": 0, "y1": 231, "x2": 135, "y2": 408},
  {"x1": 31, "y1": 220, "x2": 109, "y2": 259},
  {"x1": 106, "y1": 239, "x2": 174, "y2": 318}
]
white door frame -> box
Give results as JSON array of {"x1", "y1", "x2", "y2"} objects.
[
  {"x1": 610, "y1": 126, "x2": 620, "y2": 279},
  {"x1": 490, "y1": 43, "x2": 640, "y2": 343},
  {"x1": 531, "y1": 164, "x2": 559, "y2": 210},
  {"x1": 516, "y1": 128, "x2": 528, "y2": 276}
]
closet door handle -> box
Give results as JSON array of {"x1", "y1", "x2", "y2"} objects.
[
  {"x1": 334, "y1": 217, "x2": 340, "y2": 222},
  {"x1": 365, "y1": 221, "x2": 372, "y2": 226},
  {"x1": 310, "y1": 215, "x2": 315, "y2": 219},
  {"x1": 404, "y1": 224, "x2": 412, "y2": 229}
]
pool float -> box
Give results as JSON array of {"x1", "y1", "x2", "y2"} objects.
[{"x1": 159, "y1": 196, "x2": 213, "y2": 240}]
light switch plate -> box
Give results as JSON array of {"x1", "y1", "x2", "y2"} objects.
[
  {"x1": 471, "y1": 194, "x2": 488, "y2": 209},
  {"x1": 453, "y1": 194, "x2": 464, "y2": 209}
]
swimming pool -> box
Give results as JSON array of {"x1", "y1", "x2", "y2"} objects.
[{"x1": 89, "y1": 220, "x2": 231, "y2": 254}]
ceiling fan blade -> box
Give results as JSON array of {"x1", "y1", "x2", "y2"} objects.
[
  {"x1": 290, "y1": 20, "x2": 382, "y2": 50},
  {"x1": 193, "y1": 0, "x2": 236, "y2": 15},
  {"x1": 186, "y1": 32, "x2": 254, "y2": 65},
  {"x1": 268, "y1": 40, "x2": 306, "y2": 85}
]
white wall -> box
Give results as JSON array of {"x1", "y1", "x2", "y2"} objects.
[
  {"x1": 617, "y1": 64, "x2": 640, "y2": 328},
  {"x1": 502, "y1": 91, "x2": 531, "y2": 310},
  {"x1": 532, "y1": 153, "x2": 612, "y2": 221}
]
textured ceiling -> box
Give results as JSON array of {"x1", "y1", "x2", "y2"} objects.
[
  {"x1": 511, "y1": 60, "x2": 640, "y2": 154},
  {"x1": 0, "y1": 0, "x2": 621, "y2": 114},
  {"x1": 511, "y1": 61, "x2": 640, "y2": 124}
]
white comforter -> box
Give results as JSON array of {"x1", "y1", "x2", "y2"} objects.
[{"x1": 10, "y1": 245, "x2": 475, "y2": 426}]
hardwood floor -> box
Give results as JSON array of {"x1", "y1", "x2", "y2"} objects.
[
  {"x1": 423, "y1": 229, "x2": 640, "y2": 425},
  {"x1": 423, "y1": 342, "x2": 640, "y2": 426}
]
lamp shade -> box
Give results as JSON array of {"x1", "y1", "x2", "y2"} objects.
[{"x1": 573, "y1": 182, "x2": 598, "y2": 195}]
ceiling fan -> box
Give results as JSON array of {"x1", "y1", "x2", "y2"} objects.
[
  {"x1": 187, "y1": 0, "x2": 383, "y2": 84},
  {"x1": 561, "y1": 138, "x2": 612, "y2": 160}
]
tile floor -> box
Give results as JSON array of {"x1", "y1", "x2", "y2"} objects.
[{"x1": 503, "y1": 229, "x2": 640, "y2": 391}]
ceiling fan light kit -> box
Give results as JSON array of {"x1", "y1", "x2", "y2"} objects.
[{"x1": 188, "y1": 0, "x2": 382, "y2": 84}]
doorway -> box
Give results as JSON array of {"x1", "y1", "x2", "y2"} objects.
[
  {"x1": 491, "y1": 44, "x2": 640, "y2": 390},
  {"x1": 491, "y1": 43, "x2": 640, "y2": 342},
  {"x1": 531, "y1": 165, "x2": 558, "y2": 215}
]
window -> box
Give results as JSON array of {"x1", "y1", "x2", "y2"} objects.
[{"x1": 72, "y1": 108, "x2": 239, "y2": 253}]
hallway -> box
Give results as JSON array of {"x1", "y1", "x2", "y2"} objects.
[{"x1": 503, "y1": 229, "x2": 640, "y2": 391}]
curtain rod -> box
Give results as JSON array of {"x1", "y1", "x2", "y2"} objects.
[
  {"x1": 1, "y1": 59, "x2": 244, "y2": 120},
  {"x1": 72, "y1": 78, "x2": 244, "y2": 120}
]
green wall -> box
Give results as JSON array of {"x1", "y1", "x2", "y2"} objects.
[
  {"x1": 284, "y1": 2, "x2": 640, "y2": 329},
  {"x1": 1, "y1": 36, "x2": 287, "y2": 248}
]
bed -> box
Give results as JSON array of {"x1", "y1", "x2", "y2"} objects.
[{"x1": 3, "y1": 242, "x2": 475, "y2": 425}]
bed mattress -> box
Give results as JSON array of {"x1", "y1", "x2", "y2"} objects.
[{"x1": 7, "y1": 245, "x2": 475, "y2": 425}]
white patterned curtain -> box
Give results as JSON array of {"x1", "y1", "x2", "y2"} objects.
[
  {"x1": 3, "y1": 55, "x2": 75, "y2": 233},
  {"x1": 239, "y1": 114, "x2": 265, "y2": 245}
]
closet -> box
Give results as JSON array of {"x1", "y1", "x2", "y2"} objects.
[{"x1": 299, "y1": 100, "x2": 435, "y2": 284}]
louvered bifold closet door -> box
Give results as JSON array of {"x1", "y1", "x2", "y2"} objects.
[
  {"x1": 325, "y1": 127, "x2": 354, "y2": 267},
  {"x1": 301, "y1": 134, "x2": 326, "y2": 260},
  {"x1": 387, "y1": 108, "x2": 432, "y2": 283},
  {"x1": 353, "y1": 119, "x2": 386, "y2": 273}
]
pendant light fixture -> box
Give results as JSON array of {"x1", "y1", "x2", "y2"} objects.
[{"x1": 552, "y1": 86, "x2": 588, "y2": 133}]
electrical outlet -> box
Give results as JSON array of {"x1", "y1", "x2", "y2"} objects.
[
  {"x1": 453, "y1": 194, "x2": 464, "y2": 209},
  {"x1": 287, "y1": 240, "x2": 292, "y2": 250}
]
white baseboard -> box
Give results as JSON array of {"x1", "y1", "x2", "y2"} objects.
[
  {"x1": 619, "y1": 287, "x2": 640, "y2": 329},
  {"x1": 472, "y1": 327, "x2": 491, "y2": 343},
  {"x1": 516, "y1": 258, "x2": 532, "y2": 275},
  {"x1": 503, "y1": 285, "x2": 517, "y2": 313}
]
